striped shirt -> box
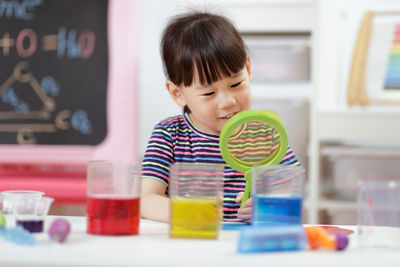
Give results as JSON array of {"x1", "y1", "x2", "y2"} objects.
[{"x1": 142, "y1": 113, "x2": 300, "y2": 222}]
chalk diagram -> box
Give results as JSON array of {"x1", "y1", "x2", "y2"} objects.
[{"x1": 0, "y1": 61, "x2": 90, "y2": 145}]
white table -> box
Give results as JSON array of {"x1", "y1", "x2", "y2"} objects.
[{"x1": 1, "y1": 216, "x2": 399, "y2": 267}]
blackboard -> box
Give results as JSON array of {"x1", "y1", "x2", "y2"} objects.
[{"x1": 0, "y1": 0, "x2": 108, "y2": 145}]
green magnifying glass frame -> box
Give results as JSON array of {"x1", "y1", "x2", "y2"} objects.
[{"x1": 219, "y1": 110, "x2": 289, "y2": 208}]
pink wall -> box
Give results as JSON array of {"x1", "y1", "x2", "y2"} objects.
[{"x1": 92, "y1": 0, "x2": 140, "y2": 162}]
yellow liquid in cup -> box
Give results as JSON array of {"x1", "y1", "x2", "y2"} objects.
[{"x1": 170, "y1": 198, "x2": 219, "y2": 239}]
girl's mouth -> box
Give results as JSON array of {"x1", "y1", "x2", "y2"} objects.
[{"x1": 220, "y1": 112, "x2": 237, "y2": 120}]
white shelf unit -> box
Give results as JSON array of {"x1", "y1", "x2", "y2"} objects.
[
  {"x1": 307, "y1": 0, "x2": 400, "y2": 224},
  {"x1": 220, "y1": 0, "x2": 316, "y2": 33},
  {"x1": 251, "y1": 82, "x2": 312, "y2": 102},
  {"x1": 305, "y1": 115, "x2": 400, "y2": 223},
  {"x1": 305, "y1": 197, "x2": 358, "y2": 212}
]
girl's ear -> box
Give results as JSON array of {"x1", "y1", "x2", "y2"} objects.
[
  {"x1": 246, "y1": 55, "x2": 252, "y2": 82},
  {"x1": 166, "y1": 81, "x2": 186, "y2": 107}
]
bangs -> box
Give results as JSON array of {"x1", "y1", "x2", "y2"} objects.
[
  {"x1": 191, "y1": 43, "x2": 246, "y2": 87},
  {"x1": 162, "y1": 12, "x2": 247, "y2": 87}
]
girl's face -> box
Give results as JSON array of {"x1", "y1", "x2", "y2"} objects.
[{"x1": 169, "y1": 57, "x2": 252, "y2": 135}]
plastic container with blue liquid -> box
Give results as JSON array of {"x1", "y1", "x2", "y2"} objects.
[
  {"x1": 252, "y1": 165, "x2": 304, "y2": 226},
  {"x1": 238, "y1": 225, "x2": 307, "y2": 253}
]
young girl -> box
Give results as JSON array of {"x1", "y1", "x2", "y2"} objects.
[{"x1": 141, "y1": 11, "x2": 300, "y2": 223}]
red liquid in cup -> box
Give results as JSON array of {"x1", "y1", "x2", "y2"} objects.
[{"x1": 87, "y1": 196, "x2": 140, "y2": 235}]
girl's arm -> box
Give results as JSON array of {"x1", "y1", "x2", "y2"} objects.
[{"x1": 140, "y1": 178, "x2": 170, "y2": 222}]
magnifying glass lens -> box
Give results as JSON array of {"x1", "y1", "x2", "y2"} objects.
[{"x1": 227, "y1": 121, "x2": 281, "y2": 164}]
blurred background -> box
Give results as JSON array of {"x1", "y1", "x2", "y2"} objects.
[{"x1": 1, "y1": 0, "x2": 400, "y2": 225}]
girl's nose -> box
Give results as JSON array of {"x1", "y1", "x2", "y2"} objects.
[{"x1": 219, "y1": 91, "x2": 236, "y2": 109}]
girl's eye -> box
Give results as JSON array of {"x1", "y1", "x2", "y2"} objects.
[
  {"x1": 231, "y1": 81, "x2": 242, "y2": 88},
  {"x1": 203, "y1": 92, "x2": 215, "y2": 96}
]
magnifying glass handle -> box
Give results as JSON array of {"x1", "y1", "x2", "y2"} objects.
[{"x1": 240, "y1": 171, "x2": 252, "y2": 208}]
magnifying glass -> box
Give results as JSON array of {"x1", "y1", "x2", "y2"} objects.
[{"x1": 219, "y1": 110, "x2": 289, "y2": 207}]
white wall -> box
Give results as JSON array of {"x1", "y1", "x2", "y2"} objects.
[{"x1": 138, "y1": 0, "x2": 181, "y2": 156}]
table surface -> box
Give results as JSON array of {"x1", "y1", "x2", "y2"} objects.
[{"x1": 0, "y1": 216, "x2": 400, "y2": 267}]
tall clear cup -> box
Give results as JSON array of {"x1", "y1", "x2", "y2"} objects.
[
  {"x1": 169, "y1": 162, "x2": 224, "y2": 239},
  {"x1": 358, "y1": 180, "x2": 400, "y2": 249},
  {"x1": 86, "y1": 161, "x2": 141, "y2": 235},
  {"x1": 252, "y1": 164, "x2": 304, "y2": 226}
]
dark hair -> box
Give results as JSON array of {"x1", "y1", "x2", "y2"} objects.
[{"x1": 161, "y1": 11, "x2": 247, "y2": 113}]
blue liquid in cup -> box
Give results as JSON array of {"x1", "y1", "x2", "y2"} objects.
[{"x1": 253, "y1": 195, "x2": 302, "y2": 226}]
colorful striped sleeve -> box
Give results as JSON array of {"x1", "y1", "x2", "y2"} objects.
[
  {"x1": 279, "y1": 146, "x2": 301, "y2": 167},
  {"x1": 142, "y1": 122, "x2": 175, "y2": 185}
]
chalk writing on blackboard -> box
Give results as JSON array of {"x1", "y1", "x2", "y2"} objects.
[
  {"x1": 0, "y1": 0, "x2": 108, "y2": 145},
  {"x1": 0, "y1": 0, "x2": 43, "y2": 21},
  {"x1": 0, "y1": 27, "x2": 96, "y2": 59}
]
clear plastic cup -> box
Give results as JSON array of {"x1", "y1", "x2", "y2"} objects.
[
  {"x1": 14, "y1": 196, "x2": 54, "y2": 233},
  {"x1": 1, "y1": 190, "x2": 44, "y2": 198},
  {"x1": 169, "y1": 162, "x2": 224, "y2": 239},
  {"x1": 0, "y1": 190, "x2": 45, "y2": 229},
  {"x1": 0, "y1": 191, "x2": 53, "y2": 233},
  {"x1": 86, "y1": 160, "x2": 141, "y2": 235},
  {"x1": 358, "y1": 180, "x2": 400, "y2": 249},
  {"x1": 252, "y1": 164, "x2": 304, "y2": 226}
]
